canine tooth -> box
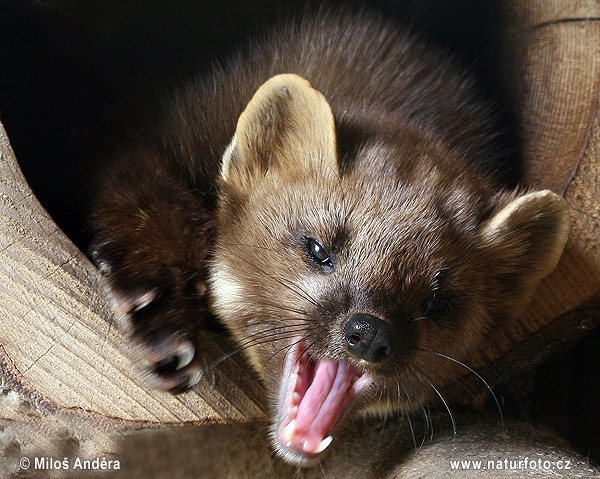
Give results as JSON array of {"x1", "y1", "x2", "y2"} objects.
[
  {"x1": 292, "y1": 392, "x2": 301, "y2": 406},
  {"x1": 282, "y1": 419, "x2": 296, "y2": 443},
  {"x1": 314, "y1": 435, "x2": 333, "y2": 454}
]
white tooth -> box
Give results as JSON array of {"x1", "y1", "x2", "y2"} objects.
[
  {"x1": 282, "y1": 420, "x2": 296, "y2": 443},
  {"x1": 314, "y1": 435, "x2": 333, "y2": 454},
  {"x1": 292, "y1": 392, "x2": 301, "y2": 406}
]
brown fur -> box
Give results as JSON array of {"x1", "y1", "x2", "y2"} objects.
[{"x1": 91, "y1": 11, "x2": 569, "y2": 463}]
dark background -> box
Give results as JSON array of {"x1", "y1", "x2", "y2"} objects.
[{"x1": 0, "y1": 0, "x2": 597, "y2": 464}]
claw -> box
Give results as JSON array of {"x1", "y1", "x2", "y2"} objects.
[
  {"x1": 174, "y1": 340, "x2": 195, "y2": 370},
  {"x1": 113, "y1": 288, "x2": 158, "y2": 316}
]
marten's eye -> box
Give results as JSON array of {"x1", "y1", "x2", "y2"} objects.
[
  {"x1": 304, "y1": 237, "x2": 334, "y2": 272},
  {"x1": 423, "y1": 293, "x2": 450, "y2": 316}
]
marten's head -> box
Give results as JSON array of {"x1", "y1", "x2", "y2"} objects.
[{"x1": 210, "y1": 74, "x2": 569, "y2": 465}]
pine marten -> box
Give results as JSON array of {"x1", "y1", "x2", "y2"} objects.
[{"x1": 91, "y1": 11, "x2": 570, "y2": 465}]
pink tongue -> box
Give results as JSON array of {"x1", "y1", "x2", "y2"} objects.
[{"x1": 294, "y1": 360, "x2": 354, "y2": 452}]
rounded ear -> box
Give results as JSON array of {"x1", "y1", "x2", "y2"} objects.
[
  {"x1": 220, "y1": 74, "x2": 338, "y2": 191},
  {"x1": 479, "y1": 190, "x2": 570, "y2": 303}
]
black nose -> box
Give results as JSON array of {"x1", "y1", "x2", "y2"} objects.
[{"x1": 342, "y1": 313, "x2": 397, "y2": 364}]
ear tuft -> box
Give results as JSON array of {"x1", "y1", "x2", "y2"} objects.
[
  {"x1": 220, "y1": 74, "x2": 338, "y2": 189},
  {"x1": 480, "y1": 190, "x2": 570, "y2": 300}
]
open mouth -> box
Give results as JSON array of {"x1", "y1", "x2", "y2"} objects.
[{"x1": 275, "y1": 341, "x2": 373, "y2": 462}]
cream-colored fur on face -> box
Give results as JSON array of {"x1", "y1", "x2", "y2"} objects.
[
  {"x1": 479, "y1": 190, "x2": 570, "y2": 300},
  {"x1": 220, "y1": 73, "x2": 338, "y2": 189},
  {"x1": 209, "y1": 267, "x2": 244, "y2": 316}
]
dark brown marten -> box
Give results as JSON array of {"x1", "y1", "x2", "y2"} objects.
[{"x1": 91, "y1": 12, "x2": 569, "y2": 465}]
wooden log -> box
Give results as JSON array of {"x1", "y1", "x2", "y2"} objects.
[
  {"x1": 0, "y1": 0, "x2": 598, "y2": 467},
  {"x1": 468, "y1": 0, "x2": 600, "y2": 385}
]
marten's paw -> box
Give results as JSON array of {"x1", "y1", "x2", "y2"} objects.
[
  {"x1": 90, "y1": 209, "x2": 212, "y2": 393},
  {"x1": 90, "y1": 169, "x2": 214, "y2": 392},
  {"x1": 91, "y1": 245, "x2": 207, "y2": 392}
]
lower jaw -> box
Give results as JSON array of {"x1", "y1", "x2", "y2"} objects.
[{"x1": 270, "y1": 433, "x2": 323, "y2": 466}]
